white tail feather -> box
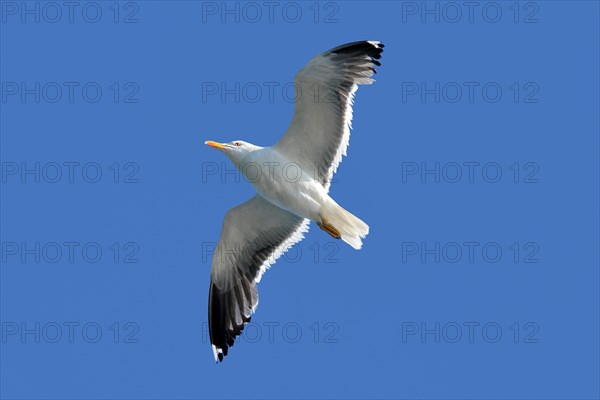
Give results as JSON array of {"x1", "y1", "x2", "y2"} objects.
[{"x1": 321, "y1": 200, "x2": 369, "y2": 250}]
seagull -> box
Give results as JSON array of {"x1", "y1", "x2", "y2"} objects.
[{"x1": 204, "y1": 41, "x2": 384, "y2": 362}]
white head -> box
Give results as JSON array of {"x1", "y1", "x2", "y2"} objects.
[{"x1": 204, "y1": 139, "x2": 262, "y2": 164}]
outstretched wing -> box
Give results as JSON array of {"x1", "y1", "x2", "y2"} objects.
[
  {"x1": 275, "y1": 41, "x2": 384, "y2": 190},
  {"x1": 208, "y1": 194, "x2": 309, "y2": 362}
]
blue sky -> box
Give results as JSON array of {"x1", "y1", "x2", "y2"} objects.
[{"x1": 1, "y1": 1, "x2": 599, "y2": 399}]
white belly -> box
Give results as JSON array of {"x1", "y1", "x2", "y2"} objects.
[{"x1": 240, "y1": 148, "x2": 327, "y2": 221}]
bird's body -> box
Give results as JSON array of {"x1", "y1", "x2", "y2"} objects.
[
  {"x1": 239, "y1": 146, "x2": 329, "y2": 222},
  {"x1": 204, "y1": 40, "x2": 384, "y2": 361}
]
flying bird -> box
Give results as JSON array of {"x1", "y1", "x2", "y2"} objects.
[{"x1": 205, "y1": 41, "x2": 384, "y2": 362}]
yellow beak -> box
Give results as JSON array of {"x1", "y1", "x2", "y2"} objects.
[{"x1": 205, "y1": 140, "x2": 226, "y2": 150}]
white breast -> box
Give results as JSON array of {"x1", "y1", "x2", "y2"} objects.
[{"x1": 239, "y1": 147, "x2": 327, "y2": 220}]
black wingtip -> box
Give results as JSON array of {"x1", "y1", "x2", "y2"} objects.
[
  {"x1": 208, "y1": 279, "x2": 257, "y2": 363},
  {"x1": 328, "y1": 41, "x2": 385, "y2": 71},
  {"x1": 330, "y1": 41, "x2": 384, "y2": 56},
  {"x1": 326, "y1": 41, "x2": 385, "y2": 77}
]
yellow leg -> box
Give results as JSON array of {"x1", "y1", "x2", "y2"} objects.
[{"x1": 318, "y1": 216, "x2": 341, "y2": 239}]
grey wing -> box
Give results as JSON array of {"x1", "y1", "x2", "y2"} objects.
[
  {"x1": 208, "y1": 194, "x2": 309, "y2": 362},
  {"x1": 274, "y1": 41, "x2": 384, "y2": 190}
]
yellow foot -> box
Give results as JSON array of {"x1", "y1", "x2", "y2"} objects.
[{"x1": 318, "y1": 216, "x2": 341, "y2": 239}]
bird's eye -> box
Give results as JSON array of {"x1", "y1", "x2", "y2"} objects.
[{"x1": 234, "y1": 142, "x2": 241, "y2": 147}]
